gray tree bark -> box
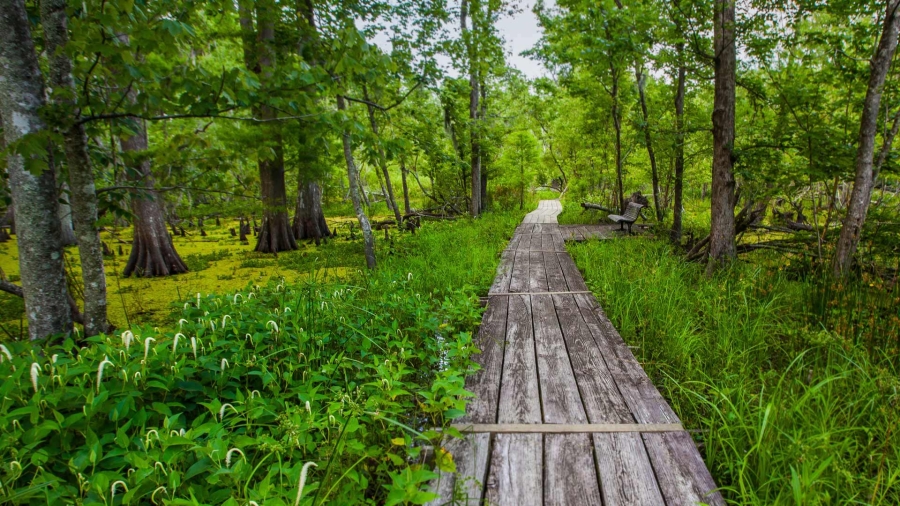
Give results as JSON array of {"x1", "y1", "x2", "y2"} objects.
[
  {"x1": 462, "y1": 0, "x2": 482, "y2": 217},
  {"x1": 832, "y1": 0, "x2": 900, "y2": 276},
  {"x1": 41, "y1": 0, "x2": 109, "y2": 335},
  {"x1": 635, "y1": 68, "x2": 663, "y2": 222},
  {"x1": 707, "y1": 0, "x2": 737, "y2": 275},
  {"x1": 363, "y1": 87, "x2": 403, "y2": 224},
  {"x1": 0, "y1": 0, "x2": 73, "y2": 339},
  {"x1": 671, "y1": 3, "x2": 687, "y2": 244},
  {"x1": 337, "y1": 95, "x2": 376, "y2": 269},
  {"x1": 57, "y1": 183, "x2": 77, "y2": 247}
]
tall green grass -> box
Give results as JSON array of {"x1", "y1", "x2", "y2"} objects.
[{"x1": 570, "y1": 238, "x2": 900, "y2": 504}]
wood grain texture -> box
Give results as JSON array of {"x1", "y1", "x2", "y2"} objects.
[
  {"x1": 498, "y1": 295, "x2": 541, "y2": 424},
  {"x1": 556, "y1": 253, "x2": 589, "y2": 291},
  {"x1": 462, "y1": 296, "x2": 509, "y2": 424},
  {"x1": 426, "y1": 433, "x2": 491, "y2": 506},
  {"x1": 509, "y1": 250, "x2": 530, "y2": 293},
  {"x1": 450, "y1": 423, "x2": 684, "y2": 433},
  {"x1": 484, "y1": 434, "x2": 542, "y2": 506},
  {"x1": 489, "y1": 250, "x2": 516, "y2": 294},
  {"x1": 532, "y1": 294, "x2": 586, "y2": 423},
  {"x1": 528, "y1": 251, "x2": 549, "y2": 292},
  {"x1": 553, "y1": 294, "x2": 634, "y2": 424},
  {"x1": 594, "y1": 432, "x2": 666, "y2": 506},
  {"x1": 544, "y1": 433, "x2": 604, "y2": 506},
  {"x1": 573, "y1": 293, "x2": 679, "y2": 424},
  {"x1": 643, "y1": 431, "x2": 725, "y2": 506},
  {"x1": 543, "y1": 252, "x2": 568, "y2": 292}
]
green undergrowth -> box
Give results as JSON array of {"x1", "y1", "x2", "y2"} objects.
[
  {"x1": 569, "y1": 238, "x2": 900, "y2": 504},
  {"x1": 0, "y1": 210, "x2": 522, "y2": 504}
]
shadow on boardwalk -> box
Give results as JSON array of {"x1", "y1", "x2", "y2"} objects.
[{"x1": 428, "y1": 200, "x2": 723, "y2": 506}]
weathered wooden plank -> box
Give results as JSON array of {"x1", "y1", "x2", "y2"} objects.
[
  {"x1": 498, "y1": 295, "x2": 541, "y2": 424},
  {"x1": 551, "y1": 232, "x2": 566, "y2": 251},
  {"x1": 532, "y1": 294, "x2": 586, "y2": 423},
  {"x1": 573, "y1": 293, "x2": 679, "y2": 424},
  {"x1": 543, "y1": 252, "x2": 568, "y2": 292},
  {"x1": 483, "y1": 434, "x2": 542, "y2": 506},
  {"x1": 528, "y1": 251, "x2": 549, "y2": 292},
  {"x1": 643, "y1": 431, "x2": 725, "y2": 506},
  {"x1": 462, "y1": 296, "x2": 509, "y2": 423},
  {"x1": 593, "y1": 432, "x2": 666, "y2": 506},
  {"x1": 450, "y1": 423, "x2": 684, "y2": 433},
  {"x1": 553, "y1": 294, "x2": 634, "y2": 424},
  {"x1": 556, "y1": 253, "x2": 589, "y2": 291},
  {"x1": 530, "y1": 233, "x2": 544, "y2": 251},
  {"x1": 506, "y1": 234, "x2": 522, "y2": 251},
  {"x1": 426, "y1": 433, "x2": 491, "y2": 506},
  {"x1": 508, "y1": 250, "x2": 530, "y2": 293},
  {"x1": 532, "y1": 223, "x2": 544, "y2": 234},
  {"x1": 517, "y1": 233, "x2": 533, "y2": 251},
  {"x1": 544, "y1": 434, "x2": 604, "y2": 506},
  {"x1": 540, "y1": 233, "x2": 554, "y2": 251},
  {"x1": 489, "y1": 250, "x2": 516, "y2": 294}
]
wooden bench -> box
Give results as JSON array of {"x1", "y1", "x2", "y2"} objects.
[{"x1": 608, "y1": 202, "x2": 644, "y2": 234}]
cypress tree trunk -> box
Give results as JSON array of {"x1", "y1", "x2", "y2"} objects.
[
  {"x1": 833, "y1": 0, "x2": 900, "y2": 277},
  {"x1": 293, "y1": 179, "x2": 330, "y2": 244},
  {"x1": 0, "y1": 0, "x2": 73, "y2": 339},
  {"x1": 671, "y1": 4, "x2": 687, "y2": 244},
  {"x1": 337, "y1": 95, "x2": 376, "y2": 269},
  {"x1": 121, "y1": 122, "x2": 189, "y2": 277},
  {"x1": 707, "y1": 0, "x2": 737, "y2": 275},
  {"x1": 239, "y1": 0, "x2": 298, "y2": 254},
  {"x1": 41, "y1": 0, "x2": 109, "y2": 334}
]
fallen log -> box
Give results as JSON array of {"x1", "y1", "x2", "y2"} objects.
[{"x1": 581, "y1": 202, "x2": 617, "y2": 214}]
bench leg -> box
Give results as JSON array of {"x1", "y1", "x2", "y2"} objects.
[{"x1": 627, "y1": 222, "x2": 633, "y2": 235}]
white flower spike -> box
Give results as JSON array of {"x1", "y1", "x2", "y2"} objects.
[
  {"x1": 30, "y1": 362, "x2": 40, "y2": 393},
  {"x1": 294, "y1": 461, "x2": 318, "y2": 506},
  {"x1": 97, "y1": 357, "x2": 113, "y2": 392}
]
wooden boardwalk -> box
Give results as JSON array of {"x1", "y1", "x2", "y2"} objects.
[{"x1": 428, "y1": 200, "x2": 723, "y2": 506}]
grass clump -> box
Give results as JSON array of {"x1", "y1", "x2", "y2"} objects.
[{"x1": 569, "y1": 237, "x2": 900, "y2": 504}]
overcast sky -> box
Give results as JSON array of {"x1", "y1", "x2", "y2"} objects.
[{"x1": 496, "y1": 0, "x2": 547, "y2": 79}]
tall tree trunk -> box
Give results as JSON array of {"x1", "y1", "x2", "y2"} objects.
[
  {"x1": 57, "y1": 184, "x2": 77, "y2": 247},
  {"x1": 291, "y1": 0, "x2": 330, "y2": 243},
  {"x1": 120, "y1": 121, "x2": 189, "y2": 277},
  {"x1": 363, "y1": 87, "x2": 403, "y2": 224},
  {"x1": 239, "y1": 0, "x2": 297, "y2": 254},
  {"x1": 0, "y1": 0, "x2": 72, "y2": 339},
  {"x1": 400, "y1": 156, "x2": 412, "y2": 215},
  {"x1": 337, "y1": 95, "x2": 376, "y2": 269},
  {"x1": 833, "y1": 0, "x2": 900, "y2": 277},
  {"x1": 41, "y1": 0, "x2": 109, "y2": 335},
  {"x1": 707, "y1": 0, "x2": 738, "y2": 275},
  {"x1": 671, "y1": 9, "x2": 687, "y2": 244},
  {"x1": 462, "y1": 0, "x2": 481, "y2": 217},
  {"x1": 293, "y1": 178, "x2": 330, "y2": 244},
  {"x1": 611, "y1": 66, "x2": 625, "y2": 213},
  {"x1": 480, "y1": 79, "x2": 488, "y2": 211},
  {"x1": 635, "y1": 68, "x2": 663, "y2": 221}
]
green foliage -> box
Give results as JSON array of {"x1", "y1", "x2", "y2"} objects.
[
  {"x1": 570, "y1": 237, "x2": 900, "y2": 504},
  {"x1": 0, "y1": 208, "x2": 522, "y2": 503},
  {"x1": 0, "y1": 276, "x2": 478, "y2": 504}
]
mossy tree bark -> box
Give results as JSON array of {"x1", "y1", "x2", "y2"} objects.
[
  {"x1": 41, "y1": 0, "x2": 109, "y2": 334},
  {"x1": 0, "y1": 0, "x2": 72, "y2": 339}
]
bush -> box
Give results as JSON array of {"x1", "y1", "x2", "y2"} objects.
[{"x1": 0, "y1": 275, "x2": 480, "y2": 504}]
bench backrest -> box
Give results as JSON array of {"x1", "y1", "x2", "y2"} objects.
[{"x1": 622, "y1": 202, "x2": 644, "y2": 221}]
